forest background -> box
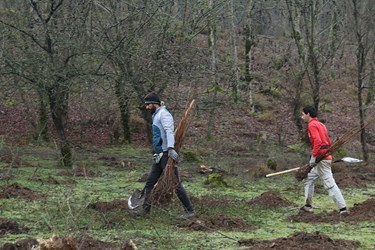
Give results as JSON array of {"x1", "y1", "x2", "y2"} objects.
[
  {"x1": 1, "y1": 1, "x2": 375, "y2": 249},
  {"x1": 0, "y1": 0, "x2": 374, "y2": 165}
]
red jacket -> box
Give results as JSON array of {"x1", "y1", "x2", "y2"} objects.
[{"x1": 308, "y1": 118, "x2": 332, "y2": 160}]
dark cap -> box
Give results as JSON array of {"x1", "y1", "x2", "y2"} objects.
[{"x1": 144, "y1": 92, "x2": 161, "y2": 104}]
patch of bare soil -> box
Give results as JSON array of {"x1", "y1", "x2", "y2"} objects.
[
  {"x1": 0, "y1": 183, "x2": 46, "y2": 200},
  {"x1": 290, "y1": 198, "x2": 375, "y2": 223},
  {"x1": 0, "y1": 232, "x2": 137, "y2": 250},
  {"x1": 247, "y1": 191, "x2": 296, "y2": 208},
  {"x1": 89, "y1": 199, "x2": 129, "y2": 212},
  {"x1": 0, "y1": 237, "x2": 39, "y2": 250},
  {"x1": 0, "y1": 218, "x2": 28, "y2": 236},
  {"x1": 332, "y1": 163, "x2": 375, "y2": 188},
  {"x1": 238, "y1": 231, "x2": 361, "y2": 250},
  {"x1": 75, "y1": 232, "x2": 117, "y2": 250},
  {"x1": 178, "y1": 214, "x2": 255, "y2": 232},
  {"x1": 334, "y1": 172, "x2": 375, "y2": 188}
]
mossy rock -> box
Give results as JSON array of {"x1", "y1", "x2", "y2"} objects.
[
  {"x1": 204, "y1": 173, "x2": 228, "y2": 187},
  {"x1": 183, "y1": 150, "x2": 203, "y2": 163}
]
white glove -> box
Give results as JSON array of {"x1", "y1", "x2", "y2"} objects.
[
  {"x1": 152, "y1": 153, "x2": 163, "y2": 164},
  {"x1": 168, "y1": 148, "x2": 179, "y2": 162},
  {"x1": 309, "y1": 156, "x2": 317, "y2": 168}
]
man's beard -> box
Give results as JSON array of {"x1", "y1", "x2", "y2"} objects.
[{"x1": 150, "y1": 107, "x2": 157, "y2": 115}]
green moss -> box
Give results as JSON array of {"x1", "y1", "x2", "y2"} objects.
[
  {"x1": 182, "y1": 150, "x2": 203, "y2": 163},
  {"x1": 204, "y1": 173, "x2": 228, "y2": 187},
  {"x1": 266, "y1": 158, "x2": 277, "y2": 170}
]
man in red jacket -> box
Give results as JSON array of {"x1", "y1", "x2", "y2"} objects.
[{"x1": 300, "y1": 105, "x2": 348, "y2": 215}]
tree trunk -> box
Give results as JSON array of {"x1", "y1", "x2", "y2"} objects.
[
  {"x1": 328, "y1": 0, "x2": 339, "y2": 78},
  {"x1": 115, "y1": 79, "x2": 131, "y2": 144},
  {"x1": 230, "y1": 0, "x2": 239, "y2": 103},
  {"x1": 366, "y1": 48, "x2": 375, "y2": 106},
  {"x1": 47, "y1": 85, "x2": 72, "y2": 167},
  {"x1": 207, "y1": 0, "x2": 218, "y2": 139},
  {"x1": 245, "y1": 0, "x2": 255, "y2": 112},
  {"x1": 302, "y1": 0, "x2": 321, "y2": 112},
  {"x1": 352, "y1": 0, "x2": 369, "y2": 162},
  {"x1": 36, "y1": 90, "x2": 49, "y2": 142},
  {"x1": 286, "y1": 0, "x2": 306, "y2": 134}
]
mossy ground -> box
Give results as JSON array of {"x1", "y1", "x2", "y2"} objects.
[{"x1": 0, "y1": 145, "x2": 374, "y2": 249}]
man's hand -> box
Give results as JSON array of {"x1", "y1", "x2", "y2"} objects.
[
  {"x1": 309, "y1": 156, "x2": 317, "y2": 168},
  {"x1": 168, "y1": 148, "x2": 179, "y2": 162}
]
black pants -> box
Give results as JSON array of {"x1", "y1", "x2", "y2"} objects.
[{"x1": 143, "y1": 152, "x2": 194, "y2": 213}]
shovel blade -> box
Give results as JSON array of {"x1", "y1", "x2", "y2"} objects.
[
  {"x1": 341, "y1": 157, "x2": 363, "y2": 163},
  {"x1": 128, "y1": 189, "x2": 145, "y2": 210},
  {"x1": 335, "y1": 157, "x2": 363, "y2": 163}
]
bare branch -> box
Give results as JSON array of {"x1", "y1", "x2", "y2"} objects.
[{"x1": 0, "y1": 19, "x2": 47, "y2": 52}]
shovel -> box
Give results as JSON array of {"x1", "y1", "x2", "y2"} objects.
[
  {"x1": 128, "y1": 188, "x2": 145, "y2": 210},
  {"x1": 266, "y1": 157, "x2": 363, "y2": 178}
]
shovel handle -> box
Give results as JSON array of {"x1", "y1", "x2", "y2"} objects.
[{"x1": 266, "y1": 167, "x2": 301, "y2": 177}]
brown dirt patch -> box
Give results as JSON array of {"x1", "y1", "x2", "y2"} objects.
[
  {"x1": 247, "y1": 191, "x2": 296, "y2": 208},
  {"x1": 74, "y1": 232, "x2": 119, "y2": 250},
  {"x1": 334, "y1": 172, "x2": 375, "y2": 188},
  {"x1": 76, "y1": 232, "x2": 137, "y2": 250},
  {"x1": 178, "y1": 214, "x2": 255, "y2": 232},
  {"x1": 0, "y1": 232, "x2": 137, "y2": 250},
  {"x1": 332, "y1": 163, "x2": 375, "y2": 188},
  {"x1": 238, "y1": 231, "x2": 360, "y2": 249},
  {"x1": 0, "y1": 218, "x2": 28, "y2": 236},
  {"x1": 290, "y1": 198, "x2": 375, "y2": 223},
  {"x1": 88, "y1": 199, "x2": 129, "y2": 212},
  {"x1": 0, "y1": 237, "x2": 39, "y2": 250},
  {"x1": 0, "y1": 183, "x2": 46, "y2": 200}
]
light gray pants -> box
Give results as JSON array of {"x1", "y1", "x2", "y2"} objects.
[{"x1": 304, "y1": 160, "x2": 346, "y2": 210}]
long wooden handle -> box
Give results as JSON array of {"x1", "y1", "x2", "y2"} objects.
[{"x1": 266, "y1": 167, "x2": 301, "y2": 177}]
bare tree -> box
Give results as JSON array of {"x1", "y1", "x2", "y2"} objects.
[
  {"x1": 285, "y1": 0, "x2": 307, "y2": 132},
  {"x1": 92, "y1": 1, "x2": 145, "y2": 144},
  {"x1": 244, "y1": 0, "x2": 255, "y2": 112},
  {"x1": 230, "y1": 0, "x2": 240, "y2": 103},
  {"x1": 206, "y1": 0, "x2": 219, "y2": 139},
  {"x1": 366, "y1": 47, "x2": 375, "y2": 106},
  {"x1": 1, "y1": 0, "x2": 96, "y2": 167},
  {"x1": 350, "y1": 0, "x2": 375, "y2": 162},
  {"x1": 285, "y1": 0, "x2": 347, "y2": 135},
  {"x1": 328, "y1": 0, "x2": 340, "y2": 77}
]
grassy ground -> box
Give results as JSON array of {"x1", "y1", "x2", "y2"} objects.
[{"x1": 0, "y1": 145, "x2": 374, "y2": 249}]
